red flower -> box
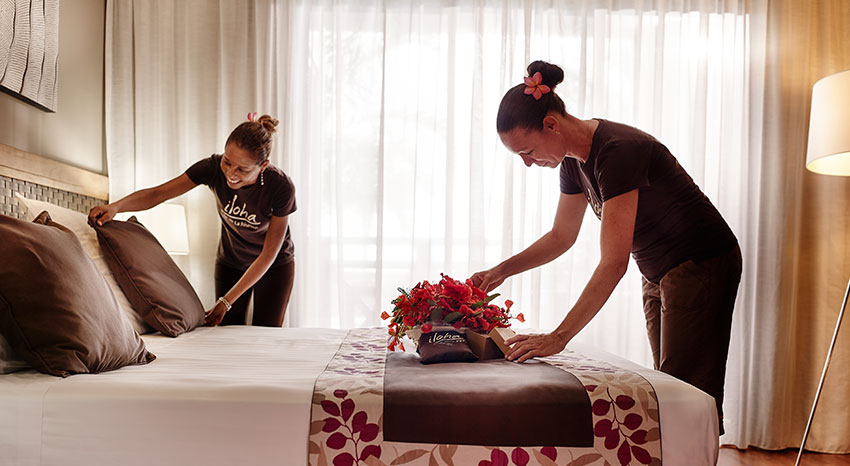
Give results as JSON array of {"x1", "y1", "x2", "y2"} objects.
[
  {"x1": 523, "y1": 72, "x2": 551, "y2": 100},
  {"x1": 382, "y1": 274, "x2": 520, "y2": 350},
  {"x1": 516, "y1": 313, "x2": 525, "y2": 323},
  {"x1": 441, "y1": 274, "x2": 472, "y2": 302}
]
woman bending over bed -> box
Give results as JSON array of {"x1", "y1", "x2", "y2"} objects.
[
  {"x1": 470, "y1": 61, "x2": 741, "y2": 434},
  {"x1": 89, "y1": 113, "x2": 297, "y2": 327}
]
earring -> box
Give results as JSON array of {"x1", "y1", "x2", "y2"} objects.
[{"x1": 260, "y1": 172, "x2": 264, "y2": 186}]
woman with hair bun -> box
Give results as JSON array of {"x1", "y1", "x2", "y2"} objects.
[
  {"x1": 471, "y1": 61, "x2": 740, "y2": 434},
  {"x1": 89, "y1": 113, "x2": 297, "y2": 328}
]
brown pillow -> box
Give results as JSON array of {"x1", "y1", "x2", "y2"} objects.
[
  {"x1": 417, "y1": 327, "x2": 478, "y2": 364},
  {"x1": 0, "y1": 212, "x2": 155, "y2": 377},
  {"x1": 93, "y1": 216, "x2": 205, "y2": 337}
]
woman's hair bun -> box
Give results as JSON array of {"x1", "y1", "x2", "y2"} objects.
[
  {"x1": 256, "y1": 114, "x2": 279, "y2": 135},
  {"x1": 527, "y1": 60, "x2": 564, "y2": 89}
]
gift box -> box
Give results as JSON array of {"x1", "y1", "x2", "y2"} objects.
[
  {"x1": 488, "y1": 327, "x2": 516, "y2": 355},
  {"x1": 465, "y1": 329, "x2": 504, "y2": 360}
]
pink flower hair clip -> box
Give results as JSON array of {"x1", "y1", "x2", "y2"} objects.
[
  {"x1": 523, "y1": 72, "x2": 550, "y2": 100},
  {"x1": 247, "y1": 112, "x2": 258, "y2": 122}
]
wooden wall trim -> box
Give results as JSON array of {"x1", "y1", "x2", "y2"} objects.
[{"x1": 0, "y1": 143, "x2": 108, "y2": 200}]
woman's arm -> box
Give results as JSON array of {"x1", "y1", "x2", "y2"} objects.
[
  {"x1": 471, "y1": 192, "x2": 588, "y2": 292},
  {"x1": 205, "y1": 214, "x2": 290, "y2": 326},
  {"x1": 88, "y1": 174, "x2": 197, "y2": 226},
  {"x1": 505, "y1": 189, "x2": 638, "y2": 362}
]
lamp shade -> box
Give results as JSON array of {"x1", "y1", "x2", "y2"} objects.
[
  {"x1": 117, "y1": 203, "x2": 190, "y2": 255},
  {"x1": 806, "y1": 69, "x2": 850, "y2": 176}
]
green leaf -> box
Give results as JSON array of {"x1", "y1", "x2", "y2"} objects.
[
  {"x1": 430, "y1": 307, "x2": 443, "y2": 322},
  {"x1": 444, "y1": 311, "x2": 463, "y2": 323},
  {"x1": 470, "y1": 293, "x2": 500, "y2": 309}
]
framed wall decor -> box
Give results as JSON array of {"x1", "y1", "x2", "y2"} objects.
[{"x1": 0, "y1": 0, "x2": 59, "y2": 112}]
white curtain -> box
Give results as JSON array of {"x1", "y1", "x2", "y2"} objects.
[
  {"x1": 281, "y1": 0, "x2": 768, "y2": 378},
  {"x1": 107, "y1": 0, "x2": 769, "y2": 447}
]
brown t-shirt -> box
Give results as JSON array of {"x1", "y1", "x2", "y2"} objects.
[
  {"x1": 186, "y1": 154, "x2": 297, "y2": 269},
  {"x1": 560, "y1": 119, "x2": 737, "y2": 283}
]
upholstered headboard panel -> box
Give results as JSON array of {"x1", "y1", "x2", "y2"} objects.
[{"x1": 0, "y1": 144, "x2": 108, "y2": 218}]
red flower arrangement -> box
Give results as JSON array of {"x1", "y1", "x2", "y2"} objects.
[{"x1": 381, "y1": 273, "x2": 524, "y2": 351}]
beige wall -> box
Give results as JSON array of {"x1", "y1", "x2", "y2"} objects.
[{"x1": 0, "y1": 0, "x2": 106, "y2": 174}]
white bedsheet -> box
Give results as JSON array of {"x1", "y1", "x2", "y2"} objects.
[{"x1": 0, "y1": 327, "x2": 717, "y2": 466}]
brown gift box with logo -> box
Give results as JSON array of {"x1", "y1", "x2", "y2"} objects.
[{"x1": 465, "y1": 328, "x2": 517, "y2": 360}]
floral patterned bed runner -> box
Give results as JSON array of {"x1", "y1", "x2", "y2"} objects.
[{"x1": 308, "y1": 328, "x2": 662, "y2": 466}]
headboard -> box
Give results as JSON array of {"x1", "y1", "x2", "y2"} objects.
[{"x1": 0, "y1": 143, "x2": 108, "y2": 218}]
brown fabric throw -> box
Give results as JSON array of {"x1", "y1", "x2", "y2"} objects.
[{"x1": 383, "y1": 351, "x2": 593, "y2": 447}]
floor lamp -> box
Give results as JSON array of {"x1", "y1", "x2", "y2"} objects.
[{"x1": 796, "y1": 69, "x2": 850, "y2": 466}]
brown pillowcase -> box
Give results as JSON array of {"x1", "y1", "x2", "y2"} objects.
[
  {"x1": 94, "y1": 216, "x2": 205, "y2": 337},
  {"x1": 417, "y1": 327, "x2": 479, "y2": 364},
  {"x1": 0, "y1": 212, "x2": 155, "y2": 377}
]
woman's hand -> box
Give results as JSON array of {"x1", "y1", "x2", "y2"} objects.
[
  {"x1": 469, "y1": 266, "x2": 507, "y2": 293},
  {"x1": 88, "y1": 204, "x2": 119, "y2": 226},
  {"x1": 504, "y1": 332, "x2": 569, "y2": 363},
  {"x1": 205, "y1": 301, "x2": 228, "y2": 327}
]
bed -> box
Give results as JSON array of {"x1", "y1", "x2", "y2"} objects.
[
  {"x1": 0, "y1": 145, "x2": 719, "y2": 466},
  {"x1": 1, "y1": 327, "x2": 718, "y2": 466}
]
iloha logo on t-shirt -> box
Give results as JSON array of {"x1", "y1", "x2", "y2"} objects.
[{"x1": 222, "y1": 194, "x2": 261, "y2": 229}]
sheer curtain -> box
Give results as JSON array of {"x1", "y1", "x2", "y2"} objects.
[
  {"x1": 283, "y1": 0, "x2": 763, "y2": 370},
  {"x1": 737, "y1": 0, "x2": 850, "y2": 453},
  {"x1": 106, "y1": 0, "x2": 774, "y2": 446}
]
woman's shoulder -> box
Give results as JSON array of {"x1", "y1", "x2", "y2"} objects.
[
  {"x1": 263, "y1": 163, "x2": 295, "y2": 191},
  {"x1": 592, "y1": 120, "x2": 666, "y2": 158},
  {"x1": 185, "y1": 154, "x2": 222, "y2": 184},
  {"x1": 595, "y1": 119, "x2": 659, "y2": 145}
]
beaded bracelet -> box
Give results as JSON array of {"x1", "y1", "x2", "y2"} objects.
[{"x1": 217, "y1": 296, "x2": 232, "y2": 311}]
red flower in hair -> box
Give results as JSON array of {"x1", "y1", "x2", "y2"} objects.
[{"x1": 523, "y1": 72, "x2": 551, "y2": 100}]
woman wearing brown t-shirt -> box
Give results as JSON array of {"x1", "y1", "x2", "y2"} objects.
[
  {"x1": 89, "y1": 114, "x2": 296, "y2": 328},
  {"x1": 470, "y1": 61, "x2": 741, "y2": 434}
]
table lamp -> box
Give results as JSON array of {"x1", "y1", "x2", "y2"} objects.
[{"x1": 796, "y1": 69, "x2": 850, "y2": 465}]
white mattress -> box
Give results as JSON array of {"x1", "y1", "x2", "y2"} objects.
[{"x1": 0, "y1": 327, "x2": 717, "y2": 466}]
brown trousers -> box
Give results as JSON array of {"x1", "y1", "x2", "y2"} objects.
[
  {"x1": 215, "y1": 260, "x2": 295, "y2": 327},
  {"x1": 641, "y1": 244, "x2": 742, "y2": 435}
]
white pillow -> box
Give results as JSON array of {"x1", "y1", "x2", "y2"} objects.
[
  {"x1": 0, "y1": 334, "x2": 28, "y2": 374},
  {"x1": 13, "y1": 193, "x2": 151, "y2": 335}
]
